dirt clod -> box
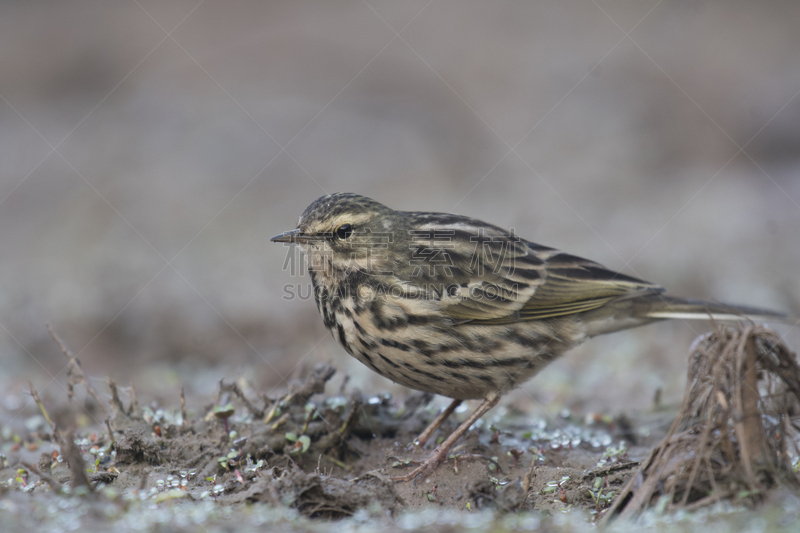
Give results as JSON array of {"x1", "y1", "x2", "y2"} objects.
[
  {"x1": 286, "y1": 363, "x2": 337, "y2": 406},
  {"x1": 113, "y1": 429, "x2": 162, "y2": 465},
  {"x1": 37, "y1": 452, "x2": 53, "y2": 472},
  {"x1": 469, "y1": 478, "x2": 526, "y2": 512},
  {"x1": 222, "y1": 467, "x2": 402, "y2": 518}
]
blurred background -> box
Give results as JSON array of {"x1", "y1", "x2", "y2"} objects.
[{"x1": 1, "y1": 0, "x2": 798, "y2": 418}]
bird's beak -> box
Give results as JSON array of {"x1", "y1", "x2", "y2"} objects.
[{"x1": 270, "y1": 229, "x2": 315, "y2": 244}]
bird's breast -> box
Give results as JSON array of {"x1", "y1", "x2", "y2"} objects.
[{"x1": 310, "y1": 274, "x2": 582, "y2": 399}]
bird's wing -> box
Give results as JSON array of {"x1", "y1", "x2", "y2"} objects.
[
  {"x1": 391, "y1": 215, "x2": 661, "y2": 324},
  {"x1": 393, "y1": 220, "x2": 547, "y2": 321},
  {"x1": 511, "y1": 250, "x2": 663, "y2": 321},
  {"x1": 436, "y1": 240, "x2": 662, "y2": 324}
]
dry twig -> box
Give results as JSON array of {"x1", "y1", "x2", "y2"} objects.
[
  {"x1": 218, "y1": 380, "x2": 263, "y2": 419},
  {"x1": 180, "y1": 386, "x2": 188, "y2": 426},
  {"x1": 63, "y1": 429, "x2": 92, "y2": 492},
  {"x1": 21, "y1": 461, "x2": 62, "y2": 493},
  {"x1": 28, "y1": 381, "x2": 64, "y2": 445},
  {"x1": 46, "y1": 323, "x2": 104, "y2": 412},
  {"x1": 604, "y1": 325, "x2": 800, "y2": 522}
]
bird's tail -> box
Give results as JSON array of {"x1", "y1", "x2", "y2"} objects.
[
  {"x1": 637, "y1": 295, "x2": 789, "y2": 323},
  {"x1": 583, "y1": 293, "x2": 791, "y2": 337}
]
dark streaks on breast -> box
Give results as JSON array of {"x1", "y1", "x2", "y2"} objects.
[
  {"x1": 378, "y1": 352, "x2": 401, "y2": 369},
  {"x1": 400, "y1": 361, "x2": 441, "y2": 381},
  {"x1": 380, "y1": 338, "x2": 411, "y2": 352}
]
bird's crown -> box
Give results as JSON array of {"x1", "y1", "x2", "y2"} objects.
[{"x1": 297, "y1": 193, "x2": 396, "y2": 239}]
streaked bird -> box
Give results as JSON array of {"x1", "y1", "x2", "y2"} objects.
[{"x1": 271, "y1": 193, "x2": 789, "y2": 481}]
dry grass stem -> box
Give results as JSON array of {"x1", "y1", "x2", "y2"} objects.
[{"x1": 605, "y1": 325, "x2": 800, "y2": 522}]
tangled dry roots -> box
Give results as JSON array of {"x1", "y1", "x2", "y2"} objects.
[{"x1": 606, "y1": 324, "x2": 800, "y2": 521}]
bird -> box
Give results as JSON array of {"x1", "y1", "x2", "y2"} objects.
[{"x1": 271, "y1": 192, "x2": 789, "y2": 482}]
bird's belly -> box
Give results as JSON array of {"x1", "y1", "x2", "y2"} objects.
[{"x1": 328, "y1": 304, "x2": 579, "y2": 400}]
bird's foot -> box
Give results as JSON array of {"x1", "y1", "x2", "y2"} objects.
[
  {"x1": 389, "y1": 393, "x2": 501, "y2": 483},
  {"x1": 388, "y1": 446, "x2": 448, "y2": 483}
]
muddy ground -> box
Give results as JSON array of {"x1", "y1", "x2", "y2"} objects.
[{"x1": 2, "y1": 359, "x2": 800, "y2": 532}]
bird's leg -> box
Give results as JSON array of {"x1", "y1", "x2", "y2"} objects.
[
  {"x1": 390, "y1": 392, "x2": 501, "y2": 483},
  {"x1": 414, "y1": 398, "x2": 462, "y2": 448}
]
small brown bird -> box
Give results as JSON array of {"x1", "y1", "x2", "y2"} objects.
[{"x1": 272, "y1": 193, "x2": 788, "y2": 481}]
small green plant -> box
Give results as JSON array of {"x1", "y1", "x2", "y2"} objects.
[
  {"x1": 507, "y1": 449, "x2": 523, "y2": 468},
  {"x1": 244, "y1": 457, "x2": 267, "y2": 476},
  {"x1": 541, "y1": 475, "x2": 570, "y2": 494},
  {"x1": 488, "y1": 475, "x2": 509, "y2": 490},
  {"x1": 284, "y1": 432, "x2": 311, "y2": 455},
  {"x1": 529, "y1": 445, "x2": 546, "y2": 465},
  {"x1": 596, "y1": 441, "x2": 628, "y2": 468},
  {"x1": 217, "y1": 449, "x2": 241, "y2": 470},
  {"x1": 543, "y1": 475, "x2": 570, "y2": 503},
  {"x1": 588, "y1": 476, "x2": 614, "y2": 512},
  {"x1": 300, "y1": 404, "x2": 318, "y2": 434},
  {"x1": 213, "y1": 404, "x2": 235, "y2": 434},
  {"x1": 87, "y1": 445, "x2": 102, "y2": 474},
  {"x1": 15, "y1": 468, "x2": 27, "y2": 487}
]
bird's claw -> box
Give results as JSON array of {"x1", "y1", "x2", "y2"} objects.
[
  {"x1": 388, "y1": 458, "x2": 439, "y2": 484},
  {"x1": 388, "y1": 449, "x2": 447, "y2": 483}
]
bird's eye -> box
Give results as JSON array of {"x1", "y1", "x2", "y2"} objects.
[{"x1": 335, "y1": 224, "x2": 353, "y2": 240}]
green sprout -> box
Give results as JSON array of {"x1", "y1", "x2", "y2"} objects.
[
  {"x1": 285, "y1": 432, "x2": 311, "y2": 455},
  {"x1": 213, "y1": 404, "x2": 235, "y2": 434},
  {"x1": 596, "y1": 441, "x2": 628, "y2": 468},
  {"x1": 541, "y1": 475, "x2": 570, "y2": 494},
  {"x1": 588, "y1": 477, "x2": 614, "y2": 512},
  {"x1": 217, "y1": 449, "x2": 241, "y2": 470},
  {"x1": 16, "y1": 468, "x2": 27, "y2": 487}
]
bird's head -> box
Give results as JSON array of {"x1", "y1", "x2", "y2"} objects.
[{"x1": 271, "y1": 193, "x2": 402, "y2": 278}]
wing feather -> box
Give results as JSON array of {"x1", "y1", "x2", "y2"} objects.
[{"x1": 392, "y1": 214, "x2": 661, "y2": 324}]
